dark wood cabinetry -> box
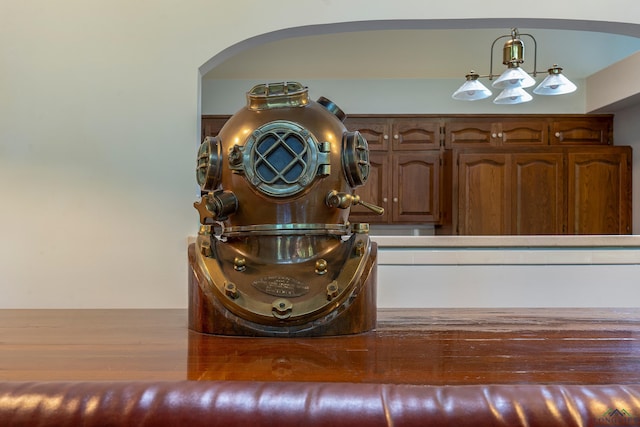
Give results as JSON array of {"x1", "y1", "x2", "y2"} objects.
[
  {"x1": 456, "y1": 150, "x2": 565, "y2": 235},
  {"x1": 567, "y1": 147, "x2": 631, "y2": 234},
  {"x1": 446, "y1": 117, "x2": 548, "y2": 148},
  {"x1": 204, "y1": 114, "x2": 614, "y2": 147},
  {"x1": 512, "y1": 152, "x2": 565, "y2": 235},
  {"x1": 445, "y1": 119, "x2": 493, "y2": 147},
  {"x1": 201, "y1": 116, "x2": 228, "y2": 141},
  {"x1": 344, "y1": 116, "x2": 441, "y2": 151},
  {"x1": 445, "y1": 115, "x2": 613, "y2": 148},
  {"x1": 455, "y1": 146, "x2": 630, "y2": 235},
  {"x1": 344, "y1": 116, "x2": 444, "y2": 224},
  {"x1": 203, "y1": 114, "x2": 629, "y2": 235},
  {"x1": 393, "y1": 152, "x2": 442, "y2": 222},
  {"x1": 348, "y1": 150, "x2": 444, "y2": 224},
  {"x1": 456, "y1": 152, "x2": 511, "y2": 235},
  {"x1": 349, "y1": 152, "x2": 390, "y2": 223},
  {"x1": 550, "y1": 117, "x2": 612, "y2": 145},
  {"x1": 341, "y1": 117, "x2": 390, "y2": 151}
]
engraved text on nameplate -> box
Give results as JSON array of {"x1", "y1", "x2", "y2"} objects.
[{"x1": 252, "y1": 276, "x2": 310, "y2": 297}]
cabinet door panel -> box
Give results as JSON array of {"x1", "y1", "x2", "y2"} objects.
[
  {"x1": 501, "y1": 120, "x2": 548, "y2": 146},
  {"x1": 551, "y1": 118, "x2": 611, "y2": 145},
  {"x1": 392, "y1": 119, "x2": 441, "y2": 150},
  {"x1": 457, "y1": 153, "x2": 510, "y2": 235},
  {"x1": 568, "y1": 150, "x2": 630, "y2": 234},
  {"x1": 343, "y1": 117, "x2": 389, "y2": 151},
  {"x1": 511, "y1": 153, "x2": 564, "y2": 234},
  {"x1": 393, "y1": 152, "x2": 440, "y2": 222},
  {"x1": 349, "y1": 152, "x2": 389, "y2": 223},
  {"x1": 445, "y1": 121, "x2": 493, "y2": 147},
  {"x1": 202, "y1": 116, "x2": 229, "y2": 141}
]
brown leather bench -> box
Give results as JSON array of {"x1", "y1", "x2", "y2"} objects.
[
  {"x1": 3, "y1": 309, "x2": 640, "y2": 426},
  {"x1": 2, "y1": 381, "x2": 640, "y2": 426}
]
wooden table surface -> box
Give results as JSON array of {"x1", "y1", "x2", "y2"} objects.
[{"x1": 2, "y1": 308, "x2": 640, "y2": 385}]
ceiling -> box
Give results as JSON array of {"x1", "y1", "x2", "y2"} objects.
[{"x1": 204, "y1": 28, "x2": 640, "y2": 81}]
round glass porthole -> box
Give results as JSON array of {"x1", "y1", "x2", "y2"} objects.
[
  {"x1": 196, "y1": 136, "x2": 223, "y2": 192},
  {"x1": 243, "y1": 121, "x2": 320, "y2": 197},
  {"x1": 342, "y1": 131, "x2": 370, "y2": 188}
]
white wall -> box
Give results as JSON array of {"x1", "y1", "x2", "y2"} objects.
[
  {"x1": 3, "y1": 1, "x2": 640, "y2": 308},
  {"x1": 587, "y1": 51, "x2": 640, "y2": 113},
  {"x1": 612, "y1": 102, "x2": 640, "y2": 234},
  {"x1": 202, "y1": 78, "x2": 587, "y2": 115}
]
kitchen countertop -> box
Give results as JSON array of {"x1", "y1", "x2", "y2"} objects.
[{"x1": 371, "y1": 234, "x2": 640, "y2": 248}]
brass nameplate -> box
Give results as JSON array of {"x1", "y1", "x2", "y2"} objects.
[{"x1": 252, "y1": 276, "x2": 309, "y2": 298}]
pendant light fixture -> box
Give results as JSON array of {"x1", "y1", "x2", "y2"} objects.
[
  {"x1": 533, "y1": 65, "x2": 578, "y2": 95},
  {"x1": 452, "y1": 28, "x2": 577, "y2": 105},
  {"x1": 451, "y1": 71, "x2": 493, "y2": 101}
]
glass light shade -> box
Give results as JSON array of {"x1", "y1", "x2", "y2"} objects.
[
  {"x1": 533, "y1": 67, "x2": 577, "y2": 95},
  {"x1": 452, "y1": 74, "x2": 492, "y2": 101},
  {"x1": 492, "y1": 67, "x2": 536, "y2": 89},
  {"x1": 493, "y1": 87, "x2": 533, "y2": 104}
]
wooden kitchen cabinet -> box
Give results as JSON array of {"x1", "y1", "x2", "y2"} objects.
[
  {"x1": 201, "y1": 114, "x2": 627, "y2": 235},
  {"x1": 349, "y1": 152, "x2": 390, "y2": 223},
  {"x1": 445, "y1": 117, "x2": 548, "y2": 148},
  {"x1": 342, "y1": 117, "x2": 390, "y2": 151},
  {"x1": 393, "y1": 152, "x2": 442, "y2": 222},
  {"x1": 455, "y1": 147, "x2": 630, "y2": 235},
  {"x1": 456, "y1": 150, "x2": 565, "y2": 235},
  {"x1": 551, "y1": 116, "x2": 612, "y2": 145},
  {"x1": 345, "y1": 116, "x2": 444, "y2": 224},
  {"x1": 500, "y1": 119, "x2": 549, "y2": 147},
  {"x1": 445, "y1": 119, "x2": 493, "y2": 147},
  {"x1": 205, "y1": 114, "x2": 612, "y2": 147},
  {"x1": 391, "y1": 118, "x2": 442, "y2": 151},
  {"x1": 456, "y1": 152, "x2": 511, "y2": 235},
  {"x1": 344, "y1": 116, "x2": 442, "y2": 151},
  {"x1": 350, "y1": 151, "x2": 442, "y2": 224},
  {"x1": 511, "y1": 152, "x2": 565, "y2": 235},
  {"x1": 567, "y1": 147, "x2": 631, "y2": 234},
  {"x1": 201, "y1": 115, "x2": 229, "y2": 141},
  {"x1": 445, "y1": 115, "x2": 612, "y2": 148}
]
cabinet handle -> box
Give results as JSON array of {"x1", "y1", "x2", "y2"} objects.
[
  {"x1": 393, "y1": 134, "x2": 399, "y2": 140},
  {"x1": 383, "y1": 135, "x2": 389, "y2": 140},
  {"x1": 382, "y1": 197, "x2": 388, "y2": 203},
  {"x1": 555, "y1": 132, "x2": 561, "y2": 138},
  {"x1": 498, "y1": 132, "x2": 503, "y2": 138},
  {"x1": 393, "y1": 197, "x2": 398, "y2": 203},
  {"x1": 492, "y1": 133, "x2": 497, "y2": 138}
]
